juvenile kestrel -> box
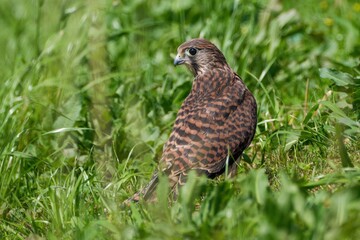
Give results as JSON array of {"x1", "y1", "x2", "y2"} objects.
[{"x1": 126, "y1": 38, "x2": 257, "y2": 203}]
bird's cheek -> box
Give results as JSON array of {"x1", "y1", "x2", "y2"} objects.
[{"x1": 185, "y1": 65, "x2": 196, "y2": 75}]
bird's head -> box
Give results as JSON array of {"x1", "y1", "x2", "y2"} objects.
[{"x1": 174, "y1": 38, "x2": 228, "y2": 76}]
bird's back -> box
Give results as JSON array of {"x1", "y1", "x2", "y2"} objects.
[{"x1": 160, "y1": 69, "x2": 257, "y2": 186}]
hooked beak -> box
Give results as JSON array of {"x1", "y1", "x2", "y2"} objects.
[{"x1": 174, "y1": 54, "x2": 185, "y2": 66}]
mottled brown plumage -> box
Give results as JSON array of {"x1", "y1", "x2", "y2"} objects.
[{"x1": 126, "y1": 38, "x2": 257, "y2": 203}]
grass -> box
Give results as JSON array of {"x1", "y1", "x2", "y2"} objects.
[{"x1": 0, "y1": 0, "x2": 359, "y2": 239}]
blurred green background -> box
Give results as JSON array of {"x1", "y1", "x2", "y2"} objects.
[{"x1": 0, "y1": 0, "x2": 359, "y2": 239}]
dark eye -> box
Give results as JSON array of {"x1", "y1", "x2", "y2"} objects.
[{"x1": 189, "y1": 48, "x2": 197, "y2": 55}]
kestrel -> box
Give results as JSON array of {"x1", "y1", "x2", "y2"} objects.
[{"x1": 126, "y1": 38, "x2": 257, "y2": 203}]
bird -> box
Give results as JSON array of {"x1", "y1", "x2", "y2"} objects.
[{"x1": 125, "y1": 38, "x2": 257, "y2": 203}]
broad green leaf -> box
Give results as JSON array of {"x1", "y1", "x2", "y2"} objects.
[{"x1": 319, "y1": 68, "x2": 355, "y2": 86}]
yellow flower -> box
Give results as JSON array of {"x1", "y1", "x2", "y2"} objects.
[
  {"x1": 320, "y1": 1, "x2": 328, "y2": 9},
  {"x1": 353, "y1": 3, "x2": 360, "y2": 12},
  {"x1": 324, "y1": 17, "x2": 333, "y2": 26}
]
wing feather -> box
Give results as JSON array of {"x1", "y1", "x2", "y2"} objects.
[{"x1": 160, "y1": 74, "x2": 256, "y2": 180}]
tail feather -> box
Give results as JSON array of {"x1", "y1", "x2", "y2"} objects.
[
  {"x1": 123, "y1": 170, "x2": 192, "y2": 206},
  {"x1": 123, "y1": 172, "x2": 159, "y2": 205},
  {"x1": 142, "y1": 173, "x2": 159, "y2": 200}
]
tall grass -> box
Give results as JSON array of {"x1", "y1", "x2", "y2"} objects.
[{"x1": 0, "y1": 0, "x2": 359, "y2": 239}]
